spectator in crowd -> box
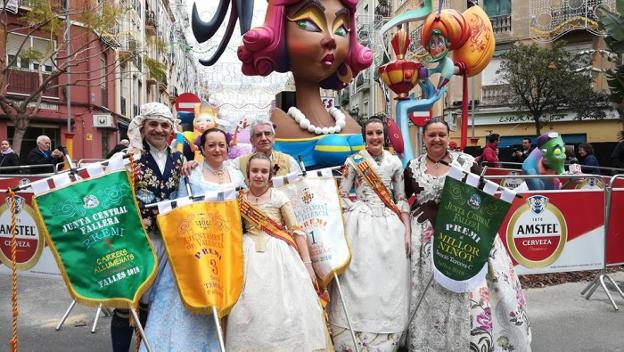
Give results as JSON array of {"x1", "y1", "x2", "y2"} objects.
[
  {"x1": 610, "y1": 140, "x2": 624, "y2": 174},
  {"x1": 479, "y1": 133, "x2": 501, "y2": 167},
  {"x1": 26, "y1": 135, "x2": 64, "y2": 173},
  {"x1": 511, "y1": 138, "x2": 534, "y2": 164},
  {"x1": 565, "y1": 145, "x2": 579, "y2": 165},
  {"x1": 0, "y1": 140, "x2": 20, "y2": 173},
  {"x1": 105, "y1": 138, "x2": 130, "y2": 159},
  {"x1": 577, "y1": 143, "x2": 601, "y2": 175}
]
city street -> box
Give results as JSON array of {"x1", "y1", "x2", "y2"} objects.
[{"x1": 1, "y1": 271, "x2": 623, "y2": 351}]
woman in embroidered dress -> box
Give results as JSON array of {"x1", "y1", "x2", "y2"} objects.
[
  {"x1": 226, "y1": 153, "x2": 328, "y2": 351},
  {"x1": 141, "y1": 128, "x2": 245, "y2": 352},
  {"x1": 328, "y1": 117, "x2": 410, "y2": 351},
  {"x1": 237, "y1": 0, "x2": 372, "y2": 169},
  {"x1": 404, "y1": 119, "x2": 531, "y2": 352}
]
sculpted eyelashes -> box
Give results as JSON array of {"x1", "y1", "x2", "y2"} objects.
[{"x1": 287, "y1": 6, "x2": 326, "y2": 33}]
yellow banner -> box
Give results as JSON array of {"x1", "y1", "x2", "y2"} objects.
[{"x1": 157, "y1": 199, "x2": 243, "y2": 317}]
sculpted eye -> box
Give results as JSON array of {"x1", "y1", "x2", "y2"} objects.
[
  {"x1": 297, "y1": 19, "x2": 321, "y2": 32},
  {"x1": 334, "y1": 24, "x2": 348, "y2": 37}
]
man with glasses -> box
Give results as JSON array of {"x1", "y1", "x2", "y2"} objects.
[{"x1": 231, "y1": 120, "x2": 301, "y2": 181}]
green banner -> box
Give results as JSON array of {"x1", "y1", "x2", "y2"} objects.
[
  {"x1": 433, "y1": 176, "x2": 511, "y2": 293},
  {"x1": 34, "y1": 171, "x2": 157, "y2": 308}
]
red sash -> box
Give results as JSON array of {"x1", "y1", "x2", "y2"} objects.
[
  {"x1": 349, "y1": 153, "x2": 403, "y2": 219},
  {"x1": 238, "y1": 191, "x2": 298, "y2": 250}
]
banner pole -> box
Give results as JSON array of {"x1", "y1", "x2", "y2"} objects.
[
  {"x1": 90, "y1": 304, "x2": 103, "y2": 333},
  {"x1": 406, "y1": 275, "x2": 433, "y2": 330},
  {"x1": 212, "y1": 306, "x2": 226, "y2": 352},
  {"x1": 130, "y1": 308, "x2": 153, "y2": 352},
  {"x1": 55, "y1": 300, "x2": 77, "y2": 331},
  {"x1": 333, "y1": 273, "x2": 359, "y2": 352}
]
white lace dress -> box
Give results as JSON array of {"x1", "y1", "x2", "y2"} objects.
[
  {"x1": 328, "y1": 150, "x2": 410, "y2": 352},
  {"x1": 140, "y1": 164, "x2": 245, "y2": 352},
  {"x1": 225, "y1": 189, "x2": 328, "y2": 352},
  {"x1": 404, "y1": 152, "x2": 532, "y2": 352}
]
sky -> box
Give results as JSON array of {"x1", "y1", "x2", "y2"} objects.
[{"x1": 186, "y1": 0, "x2": 290, "y2": 126}]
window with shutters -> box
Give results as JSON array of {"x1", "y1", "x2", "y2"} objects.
[{"x1": 6, "y1": 33, "x2": 55, "y2": 72}]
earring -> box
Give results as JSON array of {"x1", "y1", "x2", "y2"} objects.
[{"x1": 337, "y1": 63, "x2": 353, "y2": 85}]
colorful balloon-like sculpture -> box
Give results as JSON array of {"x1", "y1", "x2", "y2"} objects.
[
  {"x1": 522, "y1": 132, "x2": 567, "y2": 190},
  {"x1": 379, "y1": 1, "x2": 495, "y2": 165}
]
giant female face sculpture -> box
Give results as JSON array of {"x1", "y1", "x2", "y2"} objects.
[
  {"x1": 238, "y1": 0, "x2": 371, "y2": 89},
  {"x1": 238, "y1": 0, "x2": 373, "y2": 168}
]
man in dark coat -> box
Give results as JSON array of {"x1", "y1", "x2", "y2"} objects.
[{"x1": 25, "y1": 135, "x2": 64, "y2": 173}]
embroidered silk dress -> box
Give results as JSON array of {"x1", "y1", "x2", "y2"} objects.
[
  {"x1": 328, "y1": 150, "x2": 410, "y2": 352},
  {"x1": 404, "y1": 152, "x2": 532, "y2": 352},
  {"x1": 226, "y1": 188, "x2": 327, "y2": 352},
  {"x1": 140, "y1": 164, "x2": 245, "y2": 352}
]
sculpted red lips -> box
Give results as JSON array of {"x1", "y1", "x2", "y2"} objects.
[{"x1": 322, "y1": 54, "x2": 334, "y2": 65}]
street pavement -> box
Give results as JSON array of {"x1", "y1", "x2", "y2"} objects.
[{"x1": 1, "y1": 271, "x2": 623, "y2": 352}]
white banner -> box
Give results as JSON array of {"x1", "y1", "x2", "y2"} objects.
[{"x1": 277, "y1": 177, "x2": 350, "y2": 288}]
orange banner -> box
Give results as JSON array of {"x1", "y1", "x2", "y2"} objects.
[{"x1": 157, "y1": 199, "x2": 243, "y2": 317}]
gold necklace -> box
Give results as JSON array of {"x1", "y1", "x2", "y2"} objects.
[
  {"x1": 205, "y1": 163, "x2": 225, "y2": 183},
  {"x1": 249, "y1": 187, "x2": 270, "y2": 203},
  {"x1": 426, "y1": 151, "x2": 449, "y2": 169}
]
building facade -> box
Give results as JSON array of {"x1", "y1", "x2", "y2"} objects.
[
  {"x1": 344, "y1": 0, "x2": 621, "y2": 164},
  {"x1": 0, "y1": 0, "x2": 205, "y2": 163}
]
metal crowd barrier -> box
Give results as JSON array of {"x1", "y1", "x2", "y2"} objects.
[
  {"x1": 580, "y1": 174, "x2": 624, "y2": 311},
  {"x1": 482, "y1": 172, "x2": 624, "y2": 311},
  {"x1": 481, "y1": 161, "x2": 624, "y2": 175}
]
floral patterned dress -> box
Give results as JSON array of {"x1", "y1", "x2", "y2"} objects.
[
  {"x1": 328, "y1": 150, "x2": 410, "y2": 352},
  {"x1": 404, "y1": 152, "x2": 532, "y2": 352}
]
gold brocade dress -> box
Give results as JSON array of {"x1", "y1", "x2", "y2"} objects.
[{"x1": 225, "y1": 188, "x2": 328, "y2": 352}]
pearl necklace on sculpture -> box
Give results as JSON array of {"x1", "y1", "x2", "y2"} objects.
[{"x1": 287, "y1": 106, "x2": 347, "y2": 135}]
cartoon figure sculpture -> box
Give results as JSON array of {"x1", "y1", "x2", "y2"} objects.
[
  {"x1": 378, "y1": 1, "x2": 495, "y2": 164},
  {"x1": 175, "y1": 104, "x2": 223, "y2": 161},
  {"x1": 235, "y1": 0, "x2": 373, "y2": 168},
  {"x1": 228, "y1": 118, "x2": 253, "y2": 159},
  {"x1": 522, "y1": 132, "x2": 567, "y2": 190}
]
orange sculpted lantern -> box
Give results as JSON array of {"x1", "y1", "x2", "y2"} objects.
[
  {"x1": 420, "y1": 9, "x2": 470, "y2": 51},
  {"x1": 453, "y1": 5, "x2": 495, "y2": 77}
]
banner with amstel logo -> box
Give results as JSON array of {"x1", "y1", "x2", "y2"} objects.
[
  {"x1": 0, "y1": 177, "x2": 60, "y2": 277},
  {"x1": 0, "y1": 193, "x2": 45, "y2": 271},
  {"x1": 156, "y1": 198, "x2": 243, "y2": 317},
  {"x1": 33, "y1": 171, "x2": 157, "y2": 307},
  {"x1": 499, "y1": 190, "x2": 607, "y2": 274},
  {"x1": 276, "y1": 175, "x2": 351, "y2": 288}
]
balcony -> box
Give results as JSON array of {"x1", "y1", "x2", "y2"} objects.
[
  {"x1": 481, "y1": 84, "x2": 511, "y2": 106},
  {"x1": 118, "y1": 38, "x2": 138, "y2": 59},
  {"x1": 355, "y1": 71, "x2": 370, "y2": 92},
  {"x1": 6, "y1": 69, "x2": 59, "y2": 98},
  {"x1": 491, "y1": 15, "x2": 512, "y2": 33},
  {"x1": 145, "y1": 10, "x2": 156, "y2": 36},
  {"x1": 374, "y1": 0, "x2": 391, "y2": 18},
  {"x1": 530, "y1": 0, "x2": 616, "y2": 41}
]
